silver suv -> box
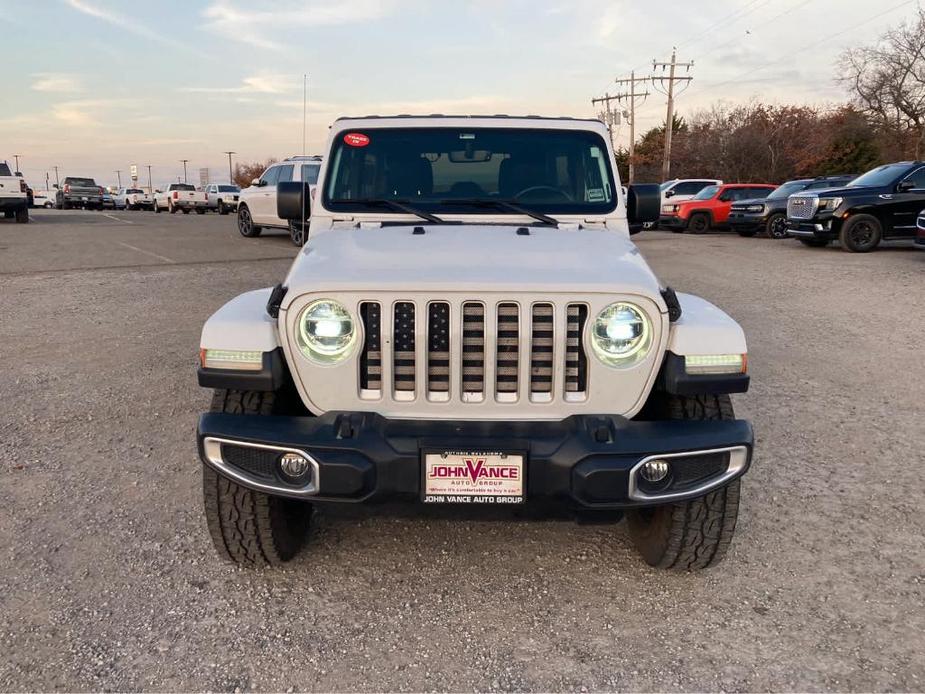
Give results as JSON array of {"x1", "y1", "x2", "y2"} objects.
[{"x1": 236, "y1": 156, "x2": 321, "y2": 245}]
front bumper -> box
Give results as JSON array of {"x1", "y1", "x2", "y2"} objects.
[
  {"x1": 659, "y1": 215, "x2": 688, "y2": 230},
  {"x1": 786, "y1": 217, "x2": 838, "y2": 240},
  {"x1": 175, "y1": 200, "x2": 208, "y2": 208},
  {"x1": 0, "y1": 198, "x2": 28, "y2": 211},
  {"x1": 728, "y1": 211, "x2": 767, "y2": 233},
  {"x1": 197, "y1": 412, "x2": 754, "y2": 509}
]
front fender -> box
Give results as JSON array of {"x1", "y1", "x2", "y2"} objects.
[{"x1": 667, "y1": 292, "x2": 747, "y2": 356}]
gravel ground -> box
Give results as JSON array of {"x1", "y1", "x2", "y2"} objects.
[{"x1": 1, "y1": 209, "x2": 923, "y2": 691}]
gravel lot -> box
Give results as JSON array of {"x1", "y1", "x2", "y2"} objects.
[{"x1": 1, "y1": 209, "x2": 923, "y2": 692}]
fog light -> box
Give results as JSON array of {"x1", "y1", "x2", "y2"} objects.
[
  {"x1": 278, "y1": 452, "x2": 311, "y2": 483},
  {"x1": 640, "y1": 459, "x2": 670, "y2": 483}
]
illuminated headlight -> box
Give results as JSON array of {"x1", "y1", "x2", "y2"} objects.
[
  {"x1": 200, "y1": 349, "x2": 263, "y2": 371},
  {"x1": 818, "y1": 197, "x2": 843, "y2": 211},
  {"x1": 685, "y1": 354, "x2": 747, "y2": 375},
  {"x1": 745, "y1": 204, "x2": 765, "y2": 213},
  {"x1": 296, "y1": 299, "x2": 357, "y2": 364},
  {"x1": 662, "y1": 204, "x2": 678, "y2": 213},
  {"x1": 591, "y1": 302, "x2": 652, "y2": 367}
]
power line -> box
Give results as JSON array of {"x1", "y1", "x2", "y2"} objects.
[
  {"x1": 652, "y1": 49, "x2": 694, "y2": 181},
  {"x1": 613, "y1": 72, "x2": 650, "y2": 183}
]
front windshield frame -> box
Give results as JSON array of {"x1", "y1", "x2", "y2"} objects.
[
  {"x1": 848, "y1": 164, "x2": 910, "y2": 188},
  {"x1": 322, "y1": 126, "x2": 618, "y2": 216}
]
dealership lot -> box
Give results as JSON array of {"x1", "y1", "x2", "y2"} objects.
[{"x1": 0, "y1": 210, "x2": 923, "y2": 690}]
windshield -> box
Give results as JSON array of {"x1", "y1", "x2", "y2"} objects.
[
  {"x1": 218, "y1": 185, "x2": 239, "y2": 192},
  {"x1": 172, "y1": 184, "x2": 195, "y2": 191},
  {"x1": 848, "y1": 164, "x2": 910, "y2": 188},
  {"x1": 659, "y1": 180, "x2": 676, "y2": 191},
  {"x1": 692, "y1": 185, "x2": 719, "y2": 201},
  {"x1": 68, "y1": 178, "x2": 96, "y2": 186},
  {"x1": 323, "y1": 127, "x2": 616, "y2": 215},
  {"x1": 127, "y1": 188, "x2": 143, "y2": 194},
  {"x1": 768, "y1": 181, "x2": 809, "y2": 199}
]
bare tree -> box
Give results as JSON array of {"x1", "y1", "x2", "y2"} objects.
[
  {"x1": 233, "y1": 159, "x2": 277, "y2": 188},
  {"x1": 839, "y1": 8, "x2": 925, "y2": 158}
]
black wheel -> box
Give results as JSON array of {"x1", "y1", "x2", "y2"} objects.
[
  {"x1": 839, "y1": 214, "x2": 881, "y2": 252},
  {"x1": 168, "y1": 201, "x2": 176, "y2": 214},
  {"x1": 44, "y1": 201, "x2": 54, "y2": 209},
  {"x1": 218, "y1": 200, "x2": 228, "y2": 215},
  {"x1": 688, "y1": 213, "x2": 710, "y2": 234},
  {"x1": 14, "y1": 207, "x2": 28, "y2": 223},
  {"x1": 765, "y1": 213, "x2": 788, "y2": 239},
  {"x1": 626, "y1": 394, "x2": 741, "y2": 570},
  {"x1": 289, "y1": 220, "x2": 306, "y2": 246},
  {"x1": 736, "y1": 228, "x2": 756, "y2": 237},
  {"x1": 62, "y1": 201, "x2": 70, "y2": 210},
  {"x1": 202, "y1": 389, "x2": 312, "y2": 566},
  {"x1": 798, "y1": 238, "x2": 828, "y2": 247},
  {"x1": 237, "y1": 205, "x2": 262, "y2": 237},
  {"x1": 154, "y1": 201, "x2": 161, "y2": 213},
  {"x1": 182, "y1": 208, "x2": 190, "y2": 215}
]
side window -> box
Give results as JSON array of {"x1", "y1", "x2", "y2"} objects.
[
  {"x1": 902, "y1": 166, "x2": 925, "y2": 190},
  {"x1": 673, "y1": 181, "x2": 704, "y2": 195},
  {"x1": 260, "y1": 166, "x2": 280, "y2": 186},
  {"x1": 301, "y1": 164, "x2": 320, "y2": 184},
  {"x1": 276, "y1": 165, "x2": 294, "y2": 184}
]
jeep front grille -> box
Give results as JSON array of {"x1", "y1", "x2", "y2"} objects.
[
  {"x1": 787, "y1": 195, "x2": 818, "y2": 220},
  {"x1": 358, "y1": 299, "x2": 590, "y2": 403}
]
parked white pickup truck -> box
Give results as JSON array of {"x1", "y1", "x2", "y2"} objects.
[
  {"x1": 0, "y1": 161, "x2": 29, "y2": 223},
  {"x1": 114, "y1": 187, "x2": 152, "y2": 210},
  {"x1": 154, "y1": 183, "x2": 208, "y2": 214}
]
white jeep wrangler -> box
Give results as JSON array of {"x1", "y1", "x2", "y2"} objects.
[{"x1": 196, "y1": 115, "x2": 753, "y2": 570}]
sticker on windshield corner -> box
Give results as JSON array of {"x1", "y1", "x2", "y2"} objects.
[
  {"x1": 343, "y1": 132, "x2": 370, "y2": 147},
  {"x1": 588, "y1": 188, "x2": 605, "y2": 201}
]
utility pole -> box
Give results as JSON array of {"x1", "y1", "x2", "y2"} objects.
[
  {"x1": 115, "y1": 170, "x2": 122, "y2": 188},
  {"x1": 652, "y1": 48, "x2": 693, "y2": 182},
  {"x1": 53, "y1": 166, "x2": 60, "y2": 187},
  {"x1": 613, "y1": 71, "x2": 650, "y2": 184},
  {"x1": 302, "y1": 74, "x2": 308, "y2": 156},
  {"x1": 590, "y1": 92, "x2": 621, "y2": 151},
  {"x1": 146, "y1": 165, "x2": 153, "y2": 193},
  {"x1": 223, "y1": 151, "x2": 235, "y2": 184},
  {"x1": 180, "y1": 159, "x2": 189, "y2": 183},
  {"x1": 13, "y1": 154, "x2": 21, "y2": 173}
]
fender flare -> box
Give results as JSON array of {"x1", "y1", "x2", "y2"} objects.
[{"x1": 667, "y1": 292, "x2": 747, "y2": 356}]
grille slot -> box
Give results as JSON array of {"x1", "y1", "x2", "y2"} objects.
[
  {"x1": 496, "y1": 303, "x2": 520, "y2": 398},
  {"x1": 428, "y1": 302, "x2": 450, "y2": 395},
  {"x1": 462, "y1": 302, "x2": 485, "y2": 397},
  {"x1": 565, "y1": 304, "x2": 588, "y2": 394},
  {"x1": 359, "y1": 302, "x2": 381, "y2": 392},
  {"x1": 221, "y1": 444, "x2": 278, "y2": 480},
  {"x1": 787, "y1": 195, "x2": 818, "y2": 220},
  {"x1": 530, "y1": 303, "x2": 554, "y2": 396},
  {"x1": 393, "y1": 302, "x2": 416, "y2": 394}
]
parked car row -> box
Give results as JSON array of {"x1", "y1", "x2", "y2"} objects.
[{"x1": 235, "y1": 155, "x2": 322, "y2": 245}]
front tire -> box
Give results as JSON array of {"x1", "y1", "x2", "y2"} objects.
[
  {"x1": 237, "y1": 205, "x2": 262, "y2": 237},
  {"x1": 765, "y1": 212, "x2": 788, "y2": 239},
  {"x1": 14, "y1": 207, "x2": 28, "y2": 223},
  {"x1": 839, "y1": 214, "x2": 882, "y2": 252},
  {"x1": 626, "y1": 394, "x2": 741, "y2": 570},
  {"x1": 202, "y1": 389, "x2": 311, "y2": 566},
  {"x1": 218, "y1": 200, "x2": 228, "y2": 215},
  {"x1": 688, "y1": 213, "x2": 710, "y2": 234},
  {"x1": 154, "y1": 201, "x2": 161, "y2": 213}
]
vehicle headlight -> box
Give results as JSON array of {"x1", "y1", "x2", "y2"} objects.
[
  {"x1": 591, "y1": 302, "x2": 652, "y2": 367},
  {"x1": 296, "y1": 299, "x2": 357, "y2": 364},
  {"x1": 662, "y1": 204, "x2": 678, "y2": 213},
  {"x1": 745, "y1": 204, "x2": 765, "y2": 213},
  {"x1": 818, "y1": 197, "x2": 843, "y2": 211}
]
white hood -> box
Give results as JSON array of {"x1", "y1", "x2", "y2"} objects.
[{"x1": 282, "y1": 224, "x2": 664, "y2": 304}]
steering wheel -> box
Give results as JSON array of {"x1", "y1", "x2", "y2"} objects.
[{"x1": 513, "y1": 185, "x2": 573, "y2": 202}]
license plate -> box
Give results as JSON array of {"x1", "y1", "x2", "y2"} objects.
[{"x1": 422, "y1": 451, "x2": 524, "y2": 504}]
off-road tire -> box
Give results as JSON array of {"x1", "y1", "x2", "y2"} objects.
[
  {"x1": 765, "y1": 212, "x2": 788, "y2": 239},
  {"x1": 202, "y1": 389, "x2": 311, "y2": 567},
  {"x1": 626, "y1": 393, "x2": 741, "y2": 570},
  {"x1": 688, "y1": 213, "x2": 710, "y2": 234},
  {"x1": 237, "y1": 205, "x2": 262, "y2": 237},
  {"x1": 14, "y1": 207, "x2": 28, "y2": 223},
  {"x1": 839, "y1": 213, "x2": 881, "y2": 252},
  {"x1": 798, "y1": 238, "x2": 828, "y2": 247}
]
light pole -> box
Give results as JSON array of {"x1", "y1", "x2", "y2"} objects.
[
  {"x1": 146, "y1": 165, "x2": 153, "y2": 193},
  {"x1": 13, "y1": 154, "x2": 21, "y2": 173},
  {"x1": 223, "y1": 151, "x2": 235, "y2": 184},
  {"x1": 115, "y1": 170, "x2": 122, "y2": 188},
  {"x1": 53, "y1": 165, "x2": 60, "y2": 187},
  {"x1": 180, "y1": 159, "x2": 189, "y2": 183}
]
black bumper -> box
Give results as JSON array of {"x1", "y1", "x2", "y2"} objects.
[
  {"x1": 659, "y1": 215, "x2": 687, "y2": 230},
  {"x1": 197, "y1": 411, "x2": 754, "y2": 510},
  {"x1": 728, "y1": 212, "x2": 766, "y2": 233},
  {"x1": 0, "y1": 198, "x2": 27, "y2": 211},
  {"x1": 786, "y1": 218, "x2": 838, "y2": 240}
]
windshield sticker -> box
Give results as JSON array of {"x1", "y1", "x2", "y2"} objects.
[
  {"x1": 588, "y1": 188, "x2": 605, "y2": 201},
  {"x1": 343, "y1": 133, "x2": 370, "y2": 147}
]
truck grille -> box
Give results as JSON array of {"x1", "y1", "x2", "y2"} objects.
[
  {"x1": 359, "y1": 299, "x2": 590, "y2": 403},
  {"x1": 787, "y1": 195, "x2": 818, "y2": 220}
]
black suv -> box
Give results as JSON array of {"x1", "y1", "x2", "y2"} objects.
[
  {"x1": 728, "y1": 175, "x2": 855, "y2": 239},
  {"x1": 786, "y1": 162, "x2": 925, "y2": 252}
]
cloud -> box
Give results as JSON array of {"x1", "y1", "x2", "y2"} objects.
[
  {"x1": 202, "y1": 0, "x2": 395, "y2": 49},
  {"x1": 49, "y1": 98, "x2": 140, "y2": 127},
  {"x1": 180, "y1": 74, "x2": 300, "y2": 95},
  {"x1": 32, "y1": 73, "x2": 84, "y2": 93}
]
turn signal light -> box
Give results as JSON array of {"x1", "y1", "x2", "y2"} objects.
[
  {"x1": 684, "y1": 354, "x2": 747, "y2": 375},
  {"x1": 199, "y1": 348, "x2": 263, "y2": 371}
]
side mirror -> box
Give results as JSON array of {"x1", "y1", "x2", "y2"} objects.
[
  {"x1": 626, "y1": 184, "x2": 660, "y2": 233},
  {"x1": 897, "y1": 179, "x2": 915, "y2": 192},
  {"x1": 251, "y1": 178, "x2": 262, "y2": 187},
  {"x1": 277, "y1": 181, "x2": 312, "y2": 222},
  {"x1": 664, "y1": 189, "x2": 675, "y2": 198}
]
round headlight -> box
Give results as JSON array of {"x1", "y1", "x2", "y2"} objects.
[
  {"x1": 591, "y1": 302, "x2": 652, "y2": 367},
  {"x1": 296, "y1": 299, "x2": 356, "y2": 363}
]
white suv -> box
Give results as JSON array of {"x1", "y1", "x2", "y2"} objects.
[{"x1": 236, "y1": 156, "x2": 322, "y2": 245}]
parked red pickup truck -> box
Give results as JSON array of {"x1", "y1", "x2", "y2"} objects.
[{"x1": 660, "y1": 183, "x2": 777, "y2": 233}]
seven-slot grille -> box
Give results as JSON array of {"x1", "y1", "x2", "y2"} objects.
[
  {"x1": 787, "y1": 195, "x2": 818, "y2": 220},
  {"x1": 359, "y1": 300, "x2": 589, "y2": 402}
]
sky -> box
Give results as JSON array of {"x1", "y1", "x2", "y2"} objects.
[{"x1": 0, "y1": 0, "x2": 917, "y2": 189}]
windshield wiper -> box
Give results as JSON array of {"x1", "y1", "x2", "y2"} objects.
[
  {"x1": 330, "y1": 198, "x2": 446, "y2": 224},
  {"x1": 441, "y1": 198, "x2": 560, "y2": 226}
]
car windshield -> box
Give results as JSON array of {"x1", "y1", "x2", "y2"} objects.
[
  {"x1": 127, "y1": 189, "x2": 143, "y2": 194},
  {"x1": 692, "y1": 185, "x2": 719, "y2": 201},
  {"x1": 848, "y1": 164, "x2": 910, "y2": 188},
  {"x1": 69, "y1": 178, "x2": 96, "y2": 186},
  {"x1": 172, "y1": 184, "x2": 195, "y2": 191},
  {"x1": 323, "y1": 127, "x2": 617, "y2": 215},
  {"x1": 218, "y1": 185, "x2": 239, "y2": 192},
  {"x1": 659, "y1": 180, "x2": 676, "y2": 191},
  {"x1": 767, "y1": 181, "x2": 809, "y2": 199}
]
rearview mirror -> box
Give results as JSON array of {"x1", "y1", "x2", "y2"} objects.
[
  {"x1": 664, "y1": 189, "x2": 675, "y2": 198},
  {"x1": 897, "y1": 179, "x2": 915, "y2": 192},
  {"x1": 277, "y1": 181, "x2": 312, "y2": 222},
  {"x1": 627, "y1": 184, "x2": 660, "y2": 233},
  {"x1": 251, "y1": 178, "x2": 261, "y2": 187}
]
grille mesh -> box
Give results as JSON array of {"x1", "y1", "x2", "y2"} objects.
[
  {"x1": 496, "y1": 303, "x2": 519, "y2": 394},
  {"x1": 530, "y1": 304, "x2": 554, "y2": 394},
  {"x1": 462, "y1": 302, "x2": 485, "y2": 393},
  {"x1": 427, "y1": 302, "x2": 450, "y2": 393},
  {"x1": 787, "y1": 196, "x2": 818, "y2": 220},
  {"x1": 221, "y1": 444, "x2": 277, "y2": 480},
  {"x1": 565, "y1": 305, "x2": 588, "y2": 393},
  {"x1": 393, "y1": 302, "x2": 416, "y2": 392},
  {"x1": 359, "y1": 302, "x2": 381, "y2": 390}
]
